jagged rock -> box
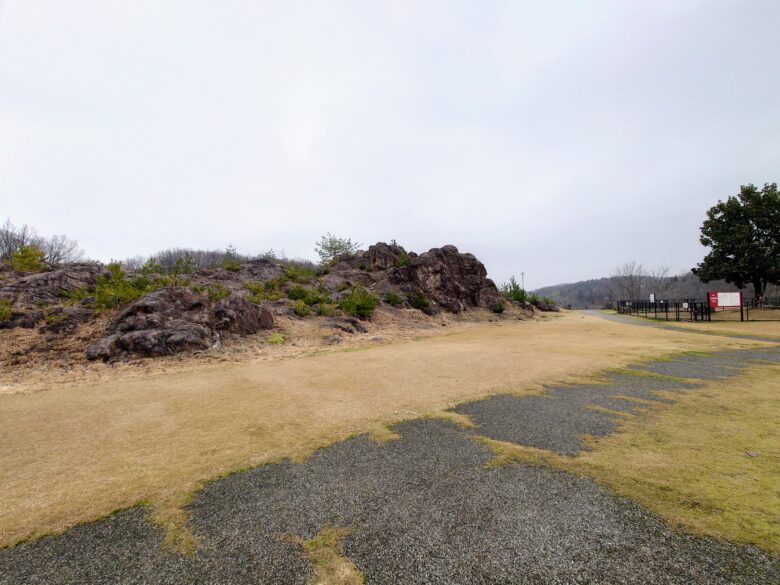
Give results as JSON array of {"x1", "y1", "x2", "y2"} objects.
[
  {"x1": 384, "y1": 245, "x2": 502, "y2": 312},
  {"x1": 367, "y1": 242, "x2": 413, "y2": 271},
  {"x1": 0, "y1": 263, "x2": 109, "y2": 308},
  {"x1": 0, "y1": 309, "x2": 44, "y2": 329},
  {"x1": 39, "y1": 306, "x2": 94, "y2": 334},
  {"x1": 327, "y1": 317, "x2": 368, "y2": 334},
  {"x1": 533, "y1": 300, "x2": 560, "y2": 312},
  {"x1": 213, "y1": 294, "x2": 274, "y2": 334},
  {"x1": 85, "y1": 334, "x2": 120, "y2": 360},
  {"x1": 86, "y1": 287, "x2": 272, "y2": 360}
]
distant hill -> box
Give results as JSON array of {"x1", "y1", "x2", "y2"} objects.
[{"x1": 533, "y1": 273, "x2": 770, "y2": 309}]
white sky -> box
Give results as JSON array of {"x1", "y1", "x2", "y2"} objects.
[{"x1": 1, "y1": 1, "x2": 778, "y2": 289}]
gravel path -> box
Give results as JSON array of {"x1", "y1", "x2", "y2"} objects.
[{"x1": 2, "y1": 328, "x2": 779, "y2": 583}]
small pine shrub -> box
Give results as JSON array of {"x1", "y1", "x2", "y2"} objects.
[
  {"x1": 206, "y1": 283, "x2": 230, "y2": 301},
  {"x1": 316, "y1": 303, "x2": 335, "y2": 317},
  {"x1": 292, "y1": 300, "x2": 311, "y2": 317},
  {"x1": 93, "y1": 262, "x2": 166, "y2": 309},
  {"x1": 542, "y1": 296, "x2": 555, "y2": 306},
  {"x1": 500, "y1": 276, "x2": 527, "y2": 303},
  {"x1": 384, "y1": 290, "x2": 403, "y2": 306},
  {"x1": 0, "y1": 298, "x2": 12, "y2": 322},
  {"x1": 171, "y1": 255, "x2": 196, "y2": 275},
  {"x1": 528, "y1": 293, "x2": 540, "y2": 305},
  {"x1": 268, "y1": 332, "x2": 285, "y2": 344},
  {"x1": 139, "y1": 258, "x2": 165, "y2": 275},
  {"x1": 407, "y1": 290, "x2": 430, "y2": 311},
  {"x1": 244, "y1": 280, "x2": 283, "y2": 303},
  {"x1": 62, "y1": 287, "x2": 91, "y2": 302},
  {"x1": 287, "y1": 284, "x2": 308, "y2": 301},
  {"x1": 222, "y1": 245, "x2": 241, "y2": 272},
  {"x1": 397, "y1": 253, "x2": 412, "y2": 267},
  {"x1": 285, "y1": 263, "x2": 318, "y2": 284},
  {"x1": 8, "y1": 245, "x2": 46, "y2": 273},
  {"x1": 339, "y1": 285, "x2": 380, "y2": 318},
  {"x1": 304, "y1": 287, "x2": 331, "y2": 306},
  {"x1": 493, "y1": 301, "x2": 505, "y2": 314}
]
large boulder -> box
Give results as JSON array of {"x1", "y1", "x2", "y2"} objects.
[
  {"x1": 367, "y1": 242, "x2": 414, "y2": 271},
  {"x1": 388, "y1": 245, "x2": 502, "y2": 312},
  {"x1": 85, "y1": 288, "x2": 274, "y2": 360}
]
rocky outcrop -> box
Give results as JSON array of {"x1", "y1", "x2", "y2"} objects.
[
  {"x1": 325, "y1": 243, "x2": 502, "y2": 313},
  {"x1": 405, "y1": 245, "x2": 502, "y2": 312},
  {"x1": 0, "y1": 263, "x2": 109, "y2": 308},
  {"x1": 85, "y1": 288, "x2": 274, "y2": 360},
  {"x1": 2, "y1": 240, "x2": 505, "y2": 361}
]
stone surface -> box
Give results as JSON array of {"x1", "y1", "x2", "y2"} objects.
[
  {"x1": 86, "y1": 288, "x2": 271, "y2": 360},
  {"x1": 0, "y1": 263, "x2": 109, "y2": 308}
]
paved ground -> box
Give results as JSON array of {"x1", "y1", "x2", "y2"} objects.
[{"x1": 2, "y1": 318, "x2": 779, "y2": 584}]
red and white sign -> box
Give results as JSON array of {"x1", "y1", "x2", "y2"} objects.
[{"x1": 708, "y1": 291, "x2": 742, "y2": 309}]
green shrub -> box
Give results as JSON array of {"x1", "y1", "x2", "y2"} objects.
[
  {"x1": 61, "y1": 287, "x2": 91, "y2": 302},
  {"x1": 0, "y1": 298, "x2": 12, "y2": 322},
  {"x1": 542, "y1": 296, "x2": 556, "y2": 306},
  {"x1": 171, "y1": 254, "x2": 196, "y2": 275},
  {"x1": 221, "y1": 245, "x2": 241, "y2": 271},
  {"x1": 315, "y1": 233, "x2": 360, "y2": 265},
  {"x1": 268, "y1": 332, "x2": 285, "y2": 344},
  {"x1": 316, "y1": 303, "x2": 336, "y2": 317},
  {"x1": 528, "y1": 293, "x2": 540, "y2": 305},
  {"x1": 384, "y1": 290, "x2": 403, "y2": 306},
  {"x1": 7, "y1": 245, "x2": 46, "y2": 273},
  {"x1": 139, "y1": 258, "x2": 165, "y2": 275},
  {"x1": 339, "y1": 285, "x2": 380, "y2": 318},
  {"x1": 292, "y1": 299, "x2": 311, "y2": 317},
  {"x1": 500, "y1": 276, "x2": 527, "y2": 303},
  {"x1": 493, "y1": 301, "x2": 505, "y2": 314},
  {"x1": 287, "y1": 284, "x2": 308, "y2": 301},
  {"x1": 397, "y1": 253, "x2": 412, "y2": 267},
  {"x1": 206, "y1": 283, "x2": 230, "y2": 301},
  {"x1": 304, "y1": 287, "x2": 331, "y2": 306},
  {"x1": 407, "y1": 290, "x2": 430, "y2": 311},
  {"x1": 93, "y1": 262, "x2": 166, "y2": 309},
  {"x1": 285, "y1": 263, "x2": 318, "y2": 284},
  {"x1": 337, "y1": 282, "x2": 350, "y2": 292},
  {"x1": 245, "y1": 280, "x2": 282, "y2": 303}
]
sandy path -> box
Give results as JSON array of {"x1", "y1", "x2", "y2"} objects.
[{"x1": 0, "y1": 312, "x2": 769, "y2": 547}]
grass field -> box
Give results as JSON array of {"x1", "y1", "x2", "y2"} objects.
[{"x1": 0, "y1": 312, "x2": 771, "y2": 550}]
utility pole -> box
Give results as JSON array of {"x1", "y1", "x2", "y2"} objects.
[{"x1": 521, "y1": 272, "x2": 525, "y2": 290}]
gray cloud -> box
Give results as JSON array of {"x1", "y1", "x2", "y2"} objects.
[{"x1": 1, "y1": 1, "x2": 778, "y2": 289}]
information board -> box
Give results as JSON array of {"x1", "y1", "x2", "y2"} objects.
[{"x1": 708, "y1": 291, "x2": 742, "y2": 308}]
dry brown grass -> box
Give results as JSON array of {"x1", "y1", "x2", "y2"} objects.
[
  {"x1": 478, "y1": 363, "x2": 780, "y2": 552},
  {"x1": 0, "y1": 306, "x2": 522, "y2": 396},
  {"x1": 0, "y1": 312, "x2": 769, "y2": 549},
  {"x1": 657, "y1": 319, "x2": 780, "y2": 339},
  {"x1": 295, "y1": 526, "x2": 365, "y2": 585}
]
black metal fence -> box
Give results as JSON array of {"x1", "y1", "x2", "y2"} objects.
[{"x1": 615, "y1": 297, "x2": 780, "y2": 322}]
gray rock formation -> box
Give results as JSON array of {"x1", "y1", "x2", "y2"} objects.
[{"x1": 85, "y1": 288, "x2": 274, "y2": 360}]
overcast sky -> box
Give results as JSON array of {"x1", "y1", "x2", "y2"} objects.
[{"x1": 1, "y1": 1, "x2": 778, "y2": 289}]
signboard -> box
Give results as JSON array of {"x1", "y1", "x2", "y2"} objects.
[
  {"x1": 649, "y1": 293, "x2": 655, "y2": 302},
  {"x1": 708, "y1": 291, "x2": 742, "y2": 309}
]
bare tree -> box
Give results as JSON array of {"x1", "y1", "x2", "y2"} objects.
[
  {"x1": 39, "y1": 234, "x2": 83, "y2": 264},
  {"x1": 0, "y1": 219, "x2": 82, "y2": 264},
  {"x1": 612, "y1": 261, "x2": 646, "y2": 300},
  {"x1": 647, "y1": 266, "x2": 678, "y2": 299}
]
